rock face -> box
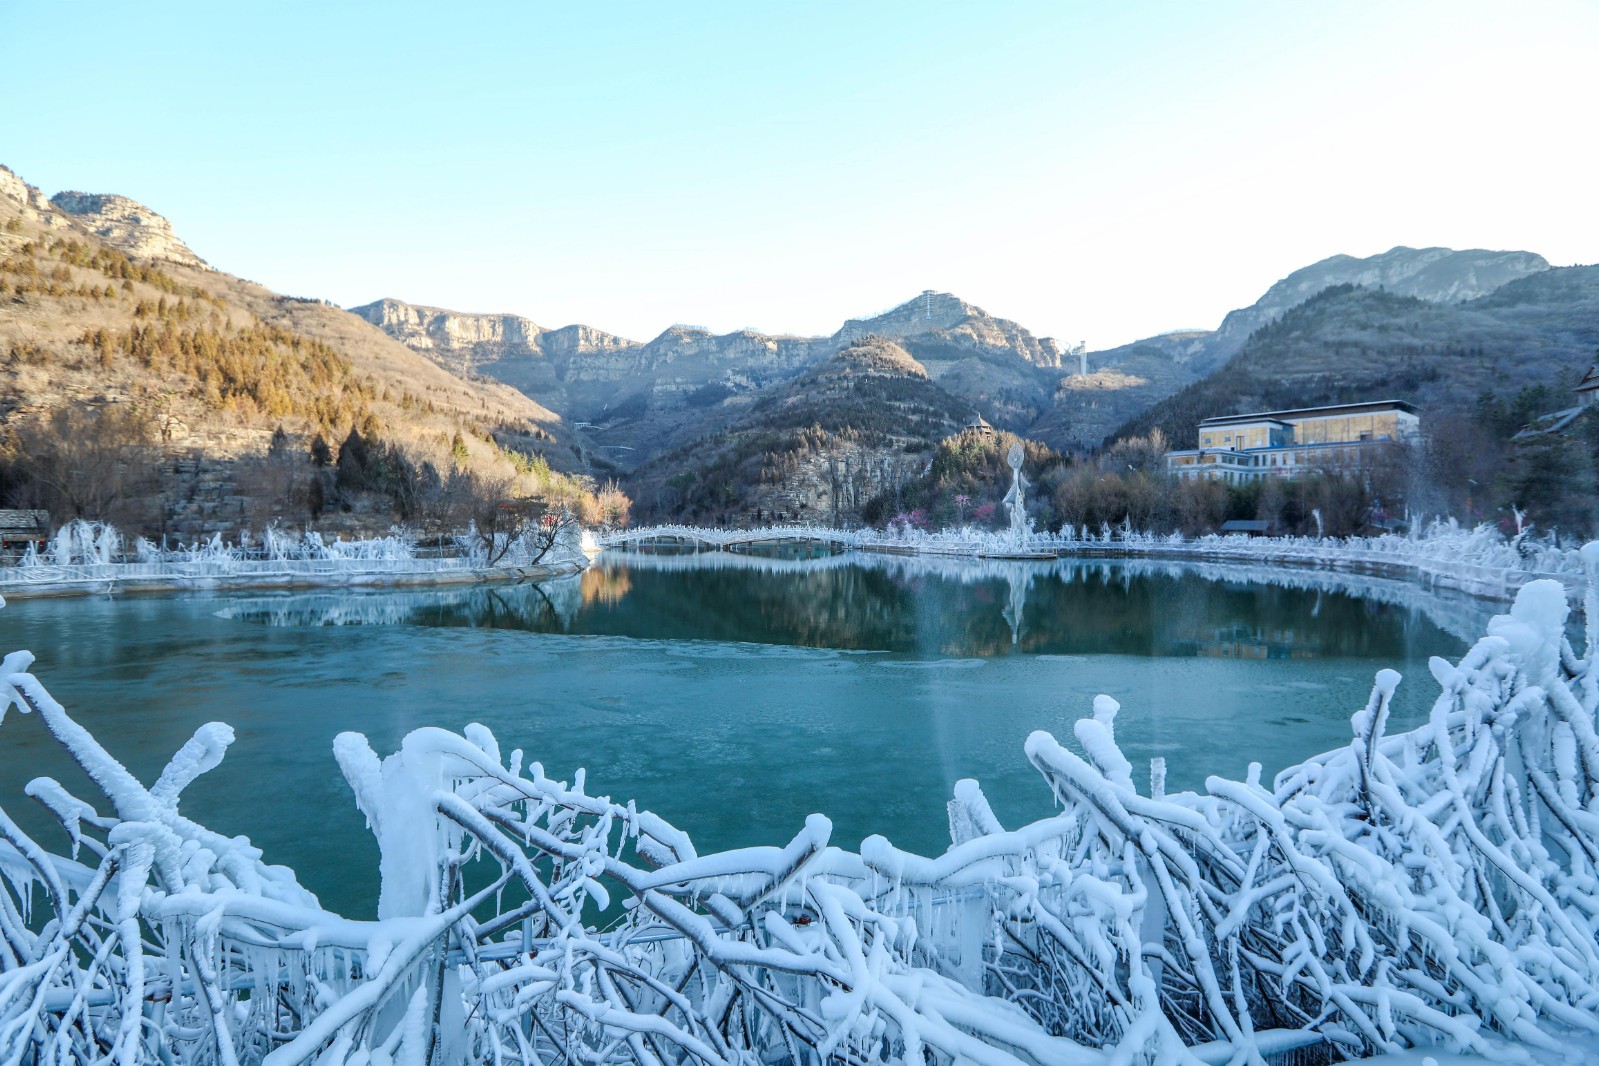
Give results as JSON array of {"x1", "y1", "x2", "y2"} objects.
[
  {"x1": 0, "y1": 165, "x2": 49, "y2": 211},
  {"x1": 48, "y1": 190, "x2": 208, "y2": 268},
  {"x1": 348, "y1": 299, "x2": 634, "y2": 377}
]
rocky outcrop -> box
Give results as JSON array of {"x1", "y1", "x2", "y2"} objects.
[
  {"x1": 347, "y1": 298, "x2": 639, "y2": 373},
  {"x1": 356, "y1": 245, "x2": 1557, "y2": 469},
  {"x1": 0, "y1": 165, "x2": 49, "y2": 211},
  {"x1": 826, "y1": 335, "x2": 929, "y2": 378},
  {"x1": 49, "y1": 191, "x2": 207, "y2": 268},
  {"x1": 349, "y1": 299, "x2": 545, "y2": 370}
]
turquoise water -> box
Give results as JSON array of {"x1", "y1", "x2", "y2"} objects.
[{"x1": 0, "y1": 551, "x2": 1479, "y2": 918}]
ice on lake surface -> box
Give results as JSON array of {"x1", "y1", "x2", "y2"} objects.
[{"x1": 0, "y1": 550, "x2": 1486, "y2": 917}]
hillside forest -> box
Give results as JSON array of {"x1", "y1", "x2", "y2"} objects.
[{"x1": 0, "y1": 195, "x2": 627, "y2": 545}]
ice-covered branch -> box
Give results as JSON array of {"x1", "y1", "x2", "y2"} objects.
[{"x1": 6, "y1": 560, "x2": 1599, "y2": 1062}]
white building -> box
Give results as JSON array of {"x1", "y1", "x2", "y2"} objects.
[{"x1": 1166, "y1": 401, "x2": 1420, "y2": 484}]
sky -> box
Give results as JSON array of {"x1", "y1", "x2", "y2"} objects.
[{"x1": 2, "y1": 1, "x2": 1596, "y2": 350}]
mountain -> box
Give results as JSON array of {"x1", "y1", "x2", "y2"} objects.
[
  {"x1": 355, "y1": 289, "x2": 1066, "y2": 472},
  {"x1": 624, "y1": 335, "x2": 975, "y2": 524},
  {"x1": 1209, "y1": 246, "x2": 1550, "y2": 358},
  {"x1": 16, "y1": 153, "x2": 1577, "y2": 536},
  {"x1": 1042, "y1": 246, "x2": 1554, "y2": 449},
  {"x1": 836, "y1": 290, "x2": 1063, "y2": 368},
  {"x1": 358, "y1": 246, "x2": 1568, "y2": 491},
  {"x1": 0, "y1": 163, "x2": 590, "y2": 539},
  {"x1": 1111, "y1": 268, "x2": 1599, "y2": 449}
]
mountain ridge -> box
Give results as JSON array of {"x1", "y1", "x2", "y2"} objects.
[
  {"x1": 1108, "y1": 266, "x2": 1599, "y2": 451},
  {"x1": 8, "y1": 156, "x2": 1585, "y2": 534},
  {"x1": 352, "y1": 289, "x2": 1067, "y2": 471},
  {"x1": 1041, "y1": 246, "x2": 1555, "y2": 449}
]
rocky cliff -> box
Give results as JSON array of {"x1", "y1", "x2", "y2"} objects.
[
  {"x1": 49, "y1": 190, "x2": 208, "y2": 268},
  {"x1": 361, "y1": 243, "x2": 1561, "y2": 475},
  {"x1": 0, "y1": 165, "x2": 49, "y2": 212}
]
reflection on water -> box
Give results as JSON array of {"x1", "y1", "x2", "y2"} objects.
[
  {"x1": 218, "y1": 550, "x2": 1496, "y2": 661},
  {"x1": 0, "y1": 549, "x2": 1483, "y2": 919},
  {"x1": 582, "y1": 566, "x2": 632, "y2": 607}
]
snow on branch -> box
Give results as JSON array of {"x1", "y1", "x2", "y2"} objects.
[{"x1": 6, "y1": 560, "x2": 1599, "y2": 1062}]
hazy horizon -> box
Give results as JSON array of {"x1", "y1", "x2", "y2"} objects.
[{"x1": 3, "y1": 1, "x2": 1595, "y2": 349}]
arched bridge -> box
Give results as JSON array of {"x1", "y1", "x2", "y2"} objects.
[{"x1": 594, "y1": 523, "x2": 865, "y2": 554}]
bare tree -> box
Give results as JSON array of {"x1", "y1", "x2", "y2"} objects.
[
  {"x1": 4, "y1": 404, "x2": 158, "y2": 527},
  {"x1": 453, "y1": 472, "x2": 578, "y2": 566}
]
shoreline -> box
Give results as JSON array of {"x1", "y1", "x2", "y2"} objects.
[
  {"x1": 1038, "y1": 541, "x2": 1582, "y2": 606},
  {"x1": 3, "y1": 523, "x2": 1584, "y2": 611},
  {"x1": 0, "y1": 556, "x2": 588, "y2": 601},
  {"x1": 601, "y1": 523, "x2": 1589, "y2": 609}
]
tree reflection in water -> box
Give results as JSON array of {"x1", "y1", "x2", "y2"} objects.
[{"x1": 217, "y1": 549, "x2": 1489, "y2": 663}]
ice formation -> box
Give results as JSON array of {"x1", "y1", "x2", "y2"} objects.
[
  {"x1": 4, "y1": 563, "x2": 1599, "y2": 1062},
  {"x1": 3, "y1": 519, "x2": 587, "y2": 596},
  {"x1": 1003, "y1": 442, "x2": 1034, "y2": 552},
  {"x1": 598, "y1": 517, "x2": 1587, "y2": 601}
]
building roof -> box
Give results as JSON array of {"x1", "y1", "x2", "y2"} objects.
[
  {"x1": 1199, "y1": 400, "x2": 1418, "y2": 428},
  {"x1": 963, "y1": 414, "x2": 994, "y2": 432},
  {"x1": 0, "y1": 509, "x2": 47, "y2": 533},
  {"x1": 1200, "y1": 417, "x2": 1293, "y2": 431},
  {"x1": 1576, "y1": 366, "x2": 1599, "y2": 393}
]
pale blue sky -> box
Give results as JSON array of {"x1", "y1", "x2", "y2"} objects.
[{"x1": 3, "y1": 2, "x2": 1595, "y2": 348}]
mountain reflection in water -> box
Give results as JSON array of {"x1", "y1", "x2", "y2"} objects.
[{"x1": 216, "y1": 550, "x2": 1493, "y2": 661}]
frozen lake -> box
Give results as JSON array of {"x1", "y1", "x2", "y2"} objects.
[{"x1": 0, "y1": 549, "x2": 1485, "y2": 917}]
